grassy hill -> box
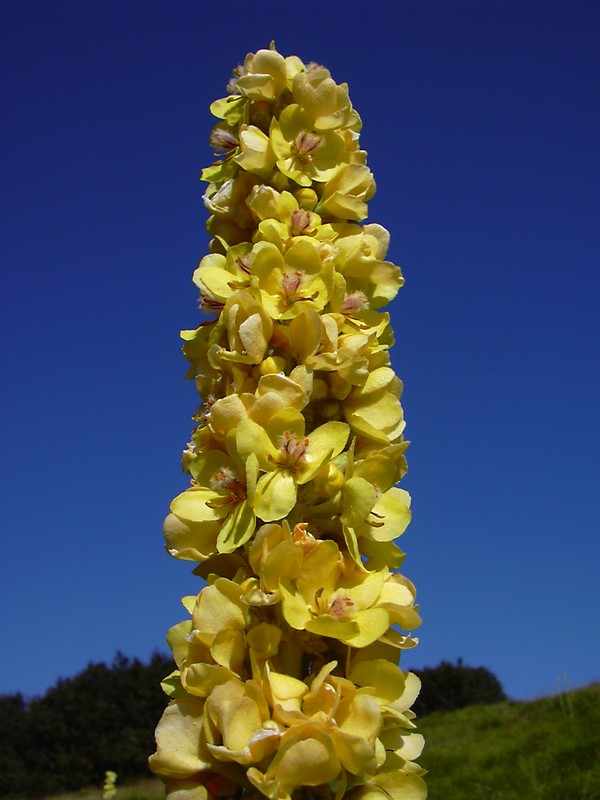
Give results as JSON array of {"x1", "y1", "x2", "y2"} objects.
[
  {"x1": 418, "y1": 681, "x2": 600, "y2": 800},
  {"x1": 39, "y1": 682, "x2": 600, "y2": 800}
]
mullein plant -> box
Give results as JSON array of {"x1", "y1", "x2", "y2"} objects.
[
  {"x1": 149, "y1": 45, "x2": 426, "y2": 800},
  {"x1": 102, "y1": 771, "x2": 117, "y2": 800}
]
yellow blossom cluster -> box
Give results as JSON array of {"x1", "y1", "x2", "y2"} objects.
[{"x1": 149, "y1": 45, "x2": 426, "y2": 800}]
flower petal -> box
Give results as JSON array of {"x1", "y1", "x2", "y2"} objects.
[{"x1": 255, "y1": 470, "x2": 297, "y2": 522}]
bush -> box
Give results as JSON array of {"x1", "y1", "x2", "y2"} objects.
[
  {"x1": 0, "y1": 693, "x2": 29, "y2": 797},
  {"x1": 413, "y1": 658, "x2": 506, "y2": 716}
]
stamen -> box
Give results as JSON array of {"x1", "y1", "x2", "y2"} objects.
[
  {"x1": 280, "y1": 270, "x2": 304, "y2": 302},
  {"x1": 199, "y1": 292, "x2": 225, "y2": 313},
  {"x1": 209, "y1": 467, "x2": 246, "y2": 501},
  {"x1": 276, "y1": 430, "x2": 309, "y2": 468},
  {"x1": 290, "y1": 209, "x2": 311, "y2": 236},
  {"x1": 209, "y1": 125, "x2": 239, "y2": 157},
  {"x1": 227, "y1": 278, "x2": 250, "y2": 290},
  {"x1": 328, "y1": 595, "x2": 355, "y2": 621},
  {"x1": 340, "y1": 291, "x2": 369, "y2": 314},
  {"x1": 235, "y1": 253, "x2": 253, "y2": 274},
  {"x1": 226, "y1": 65, "x2": 245, "y2": 94},
  {"x1": 293, "y1": 130, "x2": 323, "y2": 162}
]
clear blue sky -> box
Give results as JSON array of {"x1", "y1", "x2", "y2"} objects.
[{"x1": 2, "y1": 0, "x2": 599, "y2": 703}]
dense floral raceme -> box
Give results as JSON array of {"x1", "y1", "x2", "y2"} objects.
[{"x1": 149, "y1": 45, "x2": 426, "y2": 800}]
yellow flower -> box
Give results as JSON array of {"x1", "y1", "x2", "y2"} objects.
[
  {"x1": 162, "y1": 512, "x2": 220, "y2": 563},
  {"x1": 247, "y1": 725, "x2": 341, "y2": 800},
  {"x1": 233, "y1": 48, "x2": 289, "y2": 101},
  {"x1": 203, "y1": 172, "x2": 258, "y2": 231},
  {"x1": 149, "y1": 696, "x2": 213, "y2": 780},
  {"x1": 169, "y1": 449, "x2": 258, "y2": 554},
  {"x1": 192, "y1": 244, "x2": 253, "y2": 308},
  {"x1": 204, "y1": 677, "x2": 279, "y2": 765},
  {"x1": 278, "y1": 535, "x2": 420, "y2": 648},
  {"x1": 234, "y1": 125, "x2": 277, "y2": 179},
  {"x1": 332, "y1": 222, "x2": 404, "y2": 310},
  {"x1": 343, "y1": 364, "x2": 406, "y2": 444},
  {"x1": 236, "y1": 408, "x2": 349, "y2": 521},
  {"x1": 247, "y1": 186, "x2": 337, "y2": 251},
  {"x1": 180, "y1": 321, "x2": 225, "y2": 401},
  {"x1": 250, "y1": 239, "x2": 332, "y2": 320},
  {"x1": 245, "y1": 660, "x2": 389, "y2": 797},
  {"x1": 292, "y1": 63, "x2": 361, "y2": 132},
  {"x1": 317, "y1": 164, "x2": 376, "y2": 221},
  {"x1": 349, "y1": 659, "x2": 423, "y2": 726},
  {"x1": 270, "y1": 104, "x2": 348, "y2": 186},
  {"x1": 219, "y1": 290, "x2": 273, "y2": 364}
]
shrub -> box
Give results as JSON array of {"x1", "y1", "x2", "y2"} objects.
[{"x1": 413, "y1": 658, "x2": 506, "y2": 716}]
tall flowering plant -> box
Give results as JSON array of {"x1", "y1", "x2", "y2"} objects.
[{"x1": 149, "y1": 45, "x2": 426, "y2": 800}]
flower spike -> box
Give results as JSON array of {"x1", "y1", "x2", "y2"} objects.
[{"x1": 150, "y1": 46, "x2": 426, "y2": 800}]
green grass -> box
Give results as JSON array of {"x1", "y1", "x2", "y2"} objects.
[
  {"x1": 417, "y1": 682, "x2": 600, "y2": 800},
  {"x1": 38, "y1": 683, "x2": 600, "y2": 800},
  {"x1": 39, "y1": 778, "x2": 165, "y2": 800}
]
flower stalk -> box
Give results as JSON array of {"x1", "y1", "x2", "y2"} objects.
[
  {"x1": 150, "y1": 44, "x2": 426, "y2": 800},
  {"x1": 102, "y1": 770, "x2": 118, "y2": 800}
]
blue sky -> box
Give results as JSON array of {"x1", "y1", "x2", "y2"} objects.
[{"x1": 2, "y1": 0, "x2": 599, "y2": 703}]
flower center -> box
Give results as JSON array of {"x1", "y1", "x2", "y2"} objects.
[
  {"x1": 276, "y1": 430, "x2": 309, "y2": 469},
  {"x1": 293, "y1": 130, "x2": 323, "y2": 162},
  {"x1": 209, "y1": 467, "x2": 246, "y2": 503},
  {"x1": 280, "y1": 270, "x2": 305, "y2": 302},
  {"x1": 290, "y1": 209, "x2": 312, "y2": 236},
  {"x1": 328, "y1": 595, "x2": 355, "y2": 621},
  {"x1": 340, "y1": 291, "x2": 369, "y2": 314}
]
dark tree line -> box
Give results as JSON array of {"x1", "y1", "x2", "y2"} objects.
[
  {"x1": 0, "y1": 653, "x2": 505, "y2": 798},
  {"x1": 0, "y1": 652, "x2": 173, "y2": 798},
  {"x1": 412, "y1": 658, "x2": 506, "y2": 716}
]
